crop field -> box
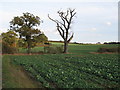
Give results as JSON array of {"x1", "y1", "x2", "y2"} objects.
[
  {"x1": 19, "y1": 43, "x2": 118, "y2": 54},
  {"x1": 10, "y1": 54, "x2": 119, "y2": 88},
  {"x1": 3, "y1": 44, "x2": 119, "y2": 88}
]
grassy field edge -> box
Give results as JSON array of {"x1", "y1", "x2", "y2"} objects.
[{"x1": 2, "y1": 55, "x2": 42, "y2": 88}]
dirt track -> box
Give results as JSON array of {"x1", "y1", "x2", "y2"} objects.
[{"x1": 1, "y1": 53, "x2": 44, "y2": 55}]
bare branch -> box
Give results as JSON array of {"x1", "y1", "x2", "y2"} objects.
[
  {"x1": 58, "y1": 10, "x2": 69, "y2": 25},
  {"x1": 66, "y1": 9, "x2": 76, "y2": 30},
  {"x1": 57, "y1": 24, "x2": 65, "y2": 40},
  {"x1": 57, "y1": 26, "x2": 63, "y2": 38},
  {"x1": 48, "y1": 14, "x2": 58, "y2": 24},
  {"x1": 67, "y1": 33, "x2": 74, "y2": 43},
  {"x1": 65, "y1": 10, "x2": 69, "y2": 19},
  {"x1": 58, "y1": 12, "x2": 67, "y2": 30},
  {"x1": 48, "y1": 14, "x2": 65, "y2": 27}
]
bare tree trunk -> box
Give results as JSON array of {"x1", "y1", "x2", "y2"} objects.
[
  {"x1": 27, "y1": 42, "x2": 31, "y2": 54},
  {"x1": 63, "y1": 41, "x2": 68, "y2": 53}
]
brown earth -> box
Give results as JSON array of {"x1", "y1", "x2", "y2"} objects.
[{"x1": 90, "y1": 52, "x2": 118, "y2": 54}]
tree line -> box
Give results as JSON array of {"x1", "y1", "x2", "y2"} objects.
[{"x1": 104, "y1": 42, "x2": 120, "y2": 44}]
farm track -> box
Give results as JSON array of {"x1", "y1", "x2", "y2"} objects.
[
  {"x1": 2, "y1": 56, "x2": 43, "y2": 88},
  {"x1": 1, "y1": 53, "x2": 44, "y2": 55}
]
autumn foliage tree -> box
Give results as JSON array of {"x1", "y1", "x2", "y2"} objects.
[
  {"x1": 2, "y1": 31, "x2": 18, "y2": 54},
  {"x1": 48, "y1": 8, "x2": 76, "y2": 53},
  {"x1": 2, "y1": 31, "x2": 17, "y2": 47},
  {"x1": 10, "y1": 12, "x2": 44, "y2": 54}
]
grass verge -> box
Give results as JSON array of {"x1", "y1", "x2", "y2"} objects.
[{"x1": 2, "y1": 55, "x2": 42, "y2": 88}]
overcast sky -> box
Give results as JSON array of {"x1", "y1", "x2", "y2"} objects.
[{"x1": 0, "y1": 0, "x2": 118, "y2": 43}]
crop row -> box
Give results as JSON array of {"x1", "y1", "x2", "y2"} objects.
[{"x1": 11, "y1": 54, "x2": 119, "y2": 88}]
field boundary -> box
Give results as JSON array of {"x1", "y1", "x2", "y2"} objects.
[
  {"x1": 90, "y1": 52, "x2": 118, "y2": 54},
  {"x1": 2, "y1": 56, "x2": 42, "y2": 88}
]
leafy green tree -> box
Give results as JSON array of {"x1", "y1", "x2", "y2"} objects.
[
  {"x1": 2, "y1": 31, "x2": 18, "y2": 46},
  {"x1": 2, "y1": 41, "x2": 18, "y2": 54},
  {"x1": 1, "y1": 31, "x2": 18, "y2": 54},
  {"x1": 17, "y1": 38, "x2": 27, "y2": 48},
  {"x1": 34, "y1": 33, "x2": 48, "y2": 43},
  {"x1": 10, "y1": 12, "x2": 43, "y2": 54}
]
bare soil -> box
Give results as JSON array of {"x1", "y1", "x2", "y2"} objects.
[
  {"x1": 1, "y1": 53, "x2": 44, "y2": 55},
  {"x1": 90, "y1": 52, "x2": 118, "y2": 54}
]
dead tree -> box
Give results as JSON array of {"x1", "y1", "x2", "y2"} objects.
[{"x1": 48, "y1": 8, "x2": 76, "y2": 53}]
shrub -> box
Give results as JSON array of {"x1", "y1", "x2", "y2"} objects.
[
  {"x1": 97, "y1": 47, "x2": 120, "y2": 53},
  {"x1": 44, "y1": 45, "x2": 63, "y2": 54},
  {"x1": 44, "y1": 42, "x2": 51, "y2": 45},
  {"x1": 2, "y1": 41, "x2": 18, "y2": 54},
  {"x1": 38, "y1": 51, "x2": 44, "y2": 53}
]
